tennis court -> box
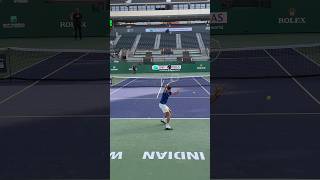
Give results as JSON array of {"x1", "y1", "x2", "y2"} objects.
[
  {"x1": 110, "y1": 74, "x2": 210, "y2": 180},
  {"x1": 212, "y1": 43, "x2": 320, "y2": 178},
  {"x1": 0, "y1": 48, "x2": 108, "y2": 178},
  {"x1": 111, "y1": 75, "x2": 210, "y2": 118}
]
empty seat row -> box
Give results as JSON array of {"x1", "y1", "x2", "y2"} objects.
[{"x1": 112, "y1": 32, "x2": 210, "y2": 50}]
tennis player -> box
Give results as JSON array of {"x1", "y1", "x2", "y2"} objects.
[
  {"x1": 71, "y1": 8, "x2": 83, "y2": 40},
  {"x1": 132, "y1": 64, "x2": 137, "y2": 74},
  {"x1": 159, "y1": 83, "x2": 179, "y2": 130}
]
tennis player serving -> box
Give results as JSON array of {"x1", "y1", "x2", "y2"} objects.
[{"x1": 159, "y1": 83, "x2": 179, "y2": 130}]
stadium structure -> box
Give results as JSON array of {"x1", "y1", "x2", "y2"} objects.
[
  {"x1": 110, "y1": 0, "x2": 210, "y2": 64},
  {"x1": 110, "y1": 1, "x2": 211, "y2": 179}
]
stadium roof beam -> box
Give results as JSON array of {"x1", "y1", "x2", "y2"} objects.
[{"x1": 111, "y1": 9, "x2": 210, "y2": 22}]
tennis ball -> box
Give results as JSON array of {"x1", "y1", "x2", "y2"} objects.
[
  {"x1": 266, "y1": 96, "x2": 272, "y2": 100},
  {"x1": 193, "y1": 91, "x2": 196, "y2": 94}
]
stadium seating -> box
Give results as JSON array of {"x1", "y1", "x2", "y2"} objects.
[
  {"x1": 110, "y1": 25, "x2": 210, "y2": 62},
  {"x1": 181, "y1": 33, "x2": 199, "y2": 49},
  {"x1": 114, "y1": 34, "x2": 136, "y2": 50},
  {"x1": 110, "y1": 34, "x2": 116, "y2": 41},
  {"x1": 159, "y1": 33, "x2": 176, "y2": 48},
  {"x1": 138, "y1": 33, "x2": 156, "y2": 49},
  {"x1": 201, "y1": 33, "x2": 210, "y2": 48}
]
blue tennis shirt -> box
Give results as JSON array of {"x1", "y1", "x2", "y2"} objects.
[{"x1": 160, "y1": 91, "x2": 172, "y2": 104}]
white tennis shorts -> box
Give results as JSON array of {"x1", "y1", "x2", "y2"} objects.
[{"x1": 159, "y1": 103, "x2": 170, "y2": 113}]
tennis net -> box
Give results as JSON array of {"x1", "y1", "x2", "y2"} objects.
[
  {"x1": 111, "y1": 75, "x2": 210, "y2": 88},
  {"x1": 0, "y1": 47, "x2": 107, "y2": 81},
  {"x1": 212, "y1": 43, "x2": 320, "y2": 79}
]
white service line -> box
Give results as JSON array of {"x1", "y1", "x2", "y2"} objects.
[
  {"x1": 264, "y1": 49, "x2": 320, "y2": 105},
  {"x1": 0, "y1": 114, "x2": 108, "y2": 118},
  {"x1": 0, "y1": 53, "x2": 89, "y2": 105},
  {"x1": 217, "y1": 56, "x2": 269, "y2": 60},
  {"x1": 110, "y1": 78, "x2": 137, "y2": 95},
  {"x1": 111, "y1": 118, "x2": 209, "y2": 120},
  {"x1": 111, "y1": 96, "x2": 210, "y2": 100},
  {"x1": 156, "y1": 78, "x2": 163, "y2": 98},
  {"x1": 193, "y1": 77, "x2": 210, "y2": 95}
]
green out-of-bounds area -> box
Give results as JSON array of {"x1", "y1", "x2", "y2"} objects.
[{"x1": 111, "y1": 119, "x2": 210, "y2": 180}]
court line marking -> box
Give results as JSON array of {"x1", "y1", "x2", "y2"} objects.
[
  {"x1": 111, "y1": 96, "x2": 209, "y2": 100},
  {"x1": 0, "y1": 53, "x2": 89, "y2": 105},
  {"x1": 201, "y1": 76, "x2": 210, "y2": 83},
  {"x1": 212, "y1": 112, "x2": 320, "y2": 116},
  {"x1": 111, "y1": 77, "x2": 128, "y2": 87},
  {"x1": 264, "y1": 49, "x2": 320, "y2": 105},
  {"x1": 0, "y1": 115, "x2": 108, "y2": 118},
  {"x1": 4, "y1": 52, "x2": 62, "y2": 78},
  {"x1": 292, "y1": 48, "x2": 320, "y2": 67},
  {"x1": 217, "y1": 56, "x2": 269, "y2": 60},
  {"x1": 156, "y1": 78, "x2": 163, "y2": 98},
  {"x1": 110, "y1": 78, "x2": 137, "y2": 95},
  {"x1": 193, "y1": 77, "x2": 210, "y2": 95},
  {"x1": 1, "y1": 113, "x2": 319, "y2": 119},
  {"x1": 111, "y1": 118, "x2": 209, "y2": 120}
]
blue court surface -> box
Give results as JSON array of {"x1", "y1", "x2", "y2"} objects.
[
  {"x1": 111, "y1": 77, "x2": 210, "y2": 118},
  {"x1": 212, "y1": 47, "x2": 320, "y2": 178},
  {"x1": 0, "y1": 51, "x2": 108, "y2": 179}
]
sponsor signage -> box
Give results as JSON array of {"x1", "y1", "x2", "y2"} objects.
[
  {"x1": 2, "y1": 16, "x2": 25, "y2": 29},
  {"x1": 110, "y1": 151, "x2": 206, "y2": 160},
  {"x1": 278, "y1": 8, "x2": 307, "y2": 24},
  {"x1": 145, "y1": 27, "x2": 192, "y2": 33},
  {"x1": 211, "y1": 12, "x2": 227, "y2": 30},
  {"x1": 111, "y1": 66, "x2": 118, "y2": 71},
  {"x1": 211, "y1": 12, "x2": 228, "y2": 24},
  {"x1": 59, "y1": 21, "x2": 87, "y2": 28},
  {"x1": 152, "y1": 65, "x2": 181, "y2": 71},
  {"x1": 196, "y1": 63, "x2": 206, "y2": 70}
]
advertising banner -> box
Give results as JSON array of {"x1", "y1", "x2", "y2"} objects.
[{"x1": 212, "y1": 0, "x2": 320, "y2": 34}]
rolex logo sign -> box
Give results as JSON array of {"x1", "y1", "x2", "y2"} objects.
[
  {"x1": 278, "y1": 8, "x2": 306, "y2": 24},
  {"x1": 59, "y1": 21, "x2": 87, "y2": 28}
]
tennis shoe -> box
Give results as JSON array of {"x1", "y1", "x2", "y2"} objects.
[{"x1": 165, "y1": 124, "x2": 173, "y2": 130}]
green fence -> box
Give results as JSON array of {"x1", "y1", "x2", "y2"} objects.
[
  {"x1": 0, "y1": 0, "x2": 107, "y2": 38},
  {"x1": 212, "y1": 0, "x2": 320, "y2": 34},
  {"x1": 110, "y1": 61, "x2": 210, "y2": 74}
]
